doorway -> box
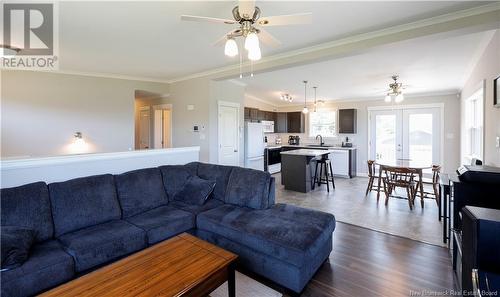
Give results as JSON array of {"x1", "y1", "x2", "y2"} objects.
[
  {"x1": 218, "y1": 101, "x2": 240, "y2": 166},
  {"x1": 153, "y1": 104, "x2": 172, "y2": 149},
  {"x1": 369, "y1": 105, "x2": 443, "y2": 167}
]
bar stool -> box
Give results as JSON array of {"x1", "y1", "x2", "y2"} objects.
[{"x1": 313, "y1": 155, "x2": 335, "y2": 192}]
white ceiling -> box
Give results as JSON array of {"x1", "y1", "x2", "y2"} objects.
[
  {"x1": 56, "y1": 1, "x2": 491, "y2": 80},
  {"x1": 241, "y1": 30, "x2": 496, "y2": 103}
]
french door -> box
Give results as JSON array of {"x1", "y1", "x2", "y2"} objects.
[{"x1": 369, "y1": 106, "x2": 441, "y2": 166}]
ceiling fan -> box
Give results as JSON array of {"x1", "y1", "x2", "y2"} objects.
[
  {"x1": 181, "y1": 0, "x2": 312, "y2": 61},
  {"x1": 384, "y1": 75, "x2": 408, "y2": 103}
]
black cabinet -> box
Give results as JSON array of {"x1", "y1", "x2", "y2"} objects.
[
  {"x1": 287, "y1": 112, "x2": 304, "y2": 133},
  {"x1": 339, "y1": 109, "x2": 357, "y2": 134},
  {"x1": 276, "y1": 113, "x2": 287, "y2": 133}
]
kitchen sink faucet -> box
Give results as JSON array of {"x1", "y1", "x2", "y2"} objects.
[{"x1": 316, "y1": 135, "x2": 324, "y2": 146}]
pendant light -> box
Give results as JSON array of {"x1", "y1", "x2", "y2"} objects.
[
  {"x1": 302, "y1": 80, "x2": 309, "y2": 114},
  {"x1": 313, "y1": 86, "x2": 318, "y2": 113}
]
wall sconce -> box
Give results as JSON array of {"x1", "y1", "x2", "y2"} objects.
[{"x1": 70, "y1": 131, "x2": 88, "y2": 153}]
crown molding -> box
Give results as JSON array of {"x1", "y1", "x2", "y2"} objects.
[
  {"x1": 1, "y1": 68, "x2": 171, "y2": 84},
  {"x1": 244, "y1": 94, "x2": 284, "y2": 108},
  {"x1": 168, "y1": 2, "x2": 500, "y2": 84}
]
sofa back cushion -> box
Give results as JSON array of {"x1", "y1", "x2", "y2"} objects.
[
  {"x1": 48, "y1": 174, "x2": 121, "y2": 237},
  {"x1": 225, "y1": 167, "x2": 272, "y2": 209},
  {"x1": 197, "y1": 163, "x2": 234, "y2": 202},
  {"x1": 115, "y1": 168, "x2": 168, "y2": 218},
  {"x1": 159, "y1": 165, "x2": 197, "y2": 200},
  {"x1": 0, "y1": 182, "x2": 53, "y2": 242}
]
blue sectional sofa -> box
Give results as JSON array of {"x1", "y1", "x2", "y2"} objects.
[{"x1": 0, "y1": 162, "x2": 335, "y2": 296}]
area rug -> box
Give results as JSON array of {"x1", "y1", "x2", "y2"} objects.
[{"x1": 210, "y1": 271, "x2": 282, "y2": 297}]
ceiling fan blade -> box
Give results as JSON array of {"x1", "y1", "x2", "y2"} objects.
[
  {"x1": 212, "y1": 29, "x2": 241, "y2": 47},
  {"x1": 257, "y1": 13, "x2": 312, "y2": 26},
  {"x1": 180, "y1": 15, "x2": 236, "y2": 25},
  {"x1": 258, "y1": 29, "x2": 281, "y2": 48},
  {"x1": 238, "y1": 0, "x2": 256, "y2": 19}
]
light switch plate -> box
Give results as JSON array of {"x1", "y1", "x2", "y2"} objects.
[{"x1": 187, "y1": 104, "x2": 194, "y2": 111}]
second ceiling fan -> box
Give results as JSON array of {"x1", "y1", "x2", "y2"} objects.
[{"x1": 181, "y1": 0, "x2": 312, "y2": 61}]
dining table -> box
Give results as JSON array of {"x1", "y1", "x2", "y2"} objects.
[{"x1": 374, "y1": 159, "x2": 433, "y2": 205}]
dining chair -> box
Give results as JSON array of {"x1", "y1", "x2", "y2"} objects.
[
  {"x1": 416, "y1": 165, "x2": 441, "y2": 207},
  {"x1": 365, "y1": 160, "x2": 378, "y2": 195},
  {"x1": 382, "y1": 166, "x2": 419, "y2": 210}
]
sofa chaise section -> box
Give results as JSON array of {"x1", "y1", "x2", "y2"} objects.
[
  {"x1": 196, "y1": 203, "x2": 335, "y2": 293},
  {"x1": 0, "y1": 182, "x2": 75, "y2": 297},
  {"x1": 48, "y1": 174, "x2": 147, "y2": 273}
]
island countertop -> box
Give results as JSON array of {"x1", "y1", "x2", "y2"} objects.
[{"x1": 280, "y1": 149, "x2": 334, "y2": 157}]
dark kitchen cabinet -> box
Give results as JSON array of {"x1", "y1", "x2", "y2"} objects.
[
  {"x1": 257, "y1": 110, "x2": 266, "y2": 121},
  {"x1": 276, "y1": 112, "x2": 288, "y2": 133},
  {"x1": 244, "y1": 107, "x2": 251, "y2": 121},
  {"x1": 339, "y1": 109, "x2": 357, "y2": 134},
  {"x1": 249, "y1": 108, "x2": 259, "y2": 122},
  {"x1": 265, "y1": 111, "x2": 275, "y2": 121},
  {"x1": 287, "y1": 112, "x2": 304, "y2": 133}
]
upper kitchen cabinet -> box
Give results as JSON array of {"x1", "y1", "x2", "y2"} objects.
[
  {"x1": 276, "y1": 112, "x2": 287, "y2": 133},
  {"x1": 338, "y1": 109, "x2": 357, "y2": 134},
  {"x1": 287, "y1": 112, "x2": 304, "y2": 133}
]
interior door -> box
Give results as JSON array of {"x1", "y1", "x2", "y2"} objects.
[
  {"x1": 218, "y1": 104, "x2": 240, "y2": 166},
  {"x1": 370, "y1": 110, "x2": 402, "y2": 161},
  {"x1": 139, "y1": 108, "x2": 150, "y2": 149}
]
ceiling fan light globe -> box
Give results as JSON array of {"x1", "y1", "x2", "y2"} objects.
[
  {"x1": 248, "y1": 46, "x2": 261, "y2": 61},
  {"x1": 395, "y1": 94, "x2": 404, "y2": 103},
  {"x1": 224, "y1": 38, "x2": 238, "y2": 57},
  {"x1": 384, "y1": 94, "x2": 392, "y2": 103},
  {"x1": 244, "y1": 32, "x2": 259, "y2": 51}
]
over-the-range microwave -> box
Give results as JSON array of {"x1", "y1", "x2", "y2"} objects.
[{"x1": 261, "y1": 120, "x2": 274, "y2": 133}]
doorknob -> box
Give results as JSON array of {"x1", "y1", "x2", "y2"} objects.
[{"x1": 234, "y1": 150, "x2": 238, "y2": 152}]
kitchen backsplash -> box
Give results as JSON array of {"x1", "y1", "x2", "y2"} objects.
[{"x1": 265, "y1": 133, "x2": 356, "y2": 146}]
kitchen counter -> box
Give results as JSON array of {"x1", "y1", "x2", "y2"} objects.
[
  {"x1": 266, "y1": 144, "x2": 356, "y2": 150},
  {"x1": 280, "y1": 149, "x2": 334, "y2": 157}
]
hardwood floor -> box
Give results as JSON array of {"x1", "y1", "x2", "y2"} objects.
[{"x1": 301, "y1": 222, "x2": 455, "y2": 297}]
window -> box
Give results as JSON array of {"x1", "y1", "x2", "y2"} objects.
[
  {"x1": 464, "y1": 88, "x2": 483, "y2": 162},
  {"x1": 309, "y1": 109, "x2": 336, "y2": 137}
]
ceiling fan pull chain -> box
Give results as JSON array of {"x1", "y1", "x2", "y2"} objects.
[
  {"x1": 239, "y1": 39, "x2": 243, "y2": 79},
  {"x1": 251, "y1": 60, "x2": 254, "y2": 77}
]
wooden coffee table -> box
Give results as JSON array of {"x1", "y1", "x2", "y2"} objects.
[{"x1": 40, "y1": 233, "x2": 238, "y2": 297}]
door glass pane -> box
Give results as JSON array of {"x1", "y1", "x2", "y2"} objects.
[
  {"x1": 408, "y1": 114, "x2": 432, "y2": 164},
  {"x1": 375, "y1": 115, "x2": 396, "y2": 161}
]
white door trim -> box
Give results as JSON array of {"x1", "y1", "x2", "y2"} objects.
[
  {"x1": 367, "y1": 103, "x2": 444, "y2": 168},
  {"x1": 152, "y1": 104, "x2": 173, "y2": 149},
  {"x1": 218, "y1": 100, "x2": 240, "y2": 165}
]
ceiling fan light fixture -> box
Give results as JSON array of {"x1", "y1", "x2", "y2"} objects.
[
  {"x1": 248, "y1": 46, "x2": 261, "y2": 61},
  {"x1": 395, "y1": 93, "x2": 404, "y2": 103},
  {"x1": 384, "y1": 94, "x2": 392, "y2": 103},
  {"x1": 244, "y1": 32, "x2": 259, "y2": 52},
  {"x1": 224, "y1": 38, "x2": 238, "y2": 57}
]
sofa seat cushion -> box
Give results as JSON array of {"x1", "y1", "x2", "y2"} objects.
[
  {"x1": 1, "y1": 240, "x2": 74, "y2": 297},
  {"x1": 58, "y1": 220, "x2": 146, "y2": 272},
  {"x1": 169, "y1": 199, "x2": 224, "y2": 215},
  {"x1": 126, "y1": 206, "x2": 195, "y2": 245},
  {"x1": 1, "y1": 182, "x2": 54, "y2": 242},
  {"x1": 49, "y1": 174, "x2": 121, "y2": 237},
  {"x1": 225, "y1": 167, "x2": 271, "y2": 209},
  {"x1": 197, "y1": 204, "x2": 335, "y2": 267},
  {"x1": 115, "y1": 168, "x2": 168, "y2": 218}
]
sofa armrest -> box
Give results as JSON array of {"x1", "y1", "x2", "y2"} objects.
[{"x1": 268, "y1": 177, "x2": 276, "y2": 207}]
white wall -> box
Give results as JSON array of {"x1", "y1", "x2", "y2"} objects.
[
  {"x1": 255, "y1": 94, "x2": 461, "y2": 174},
  {"x1": 461, "y1": 30, "x2": 500, "y2": 167},
  {"x1": 1, "y1": 71, "x2": 170, "y2": 158}
]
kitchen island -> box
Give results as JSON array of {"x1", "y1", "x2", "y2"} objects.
[{"x1": 280, "y1": 149, "x2": 333, "y2": 193}]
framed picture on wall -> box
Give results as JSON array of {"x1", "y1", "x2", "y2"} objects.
[{"x1": 495, "y1": 75, "x2": 500, "y2": 107}]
